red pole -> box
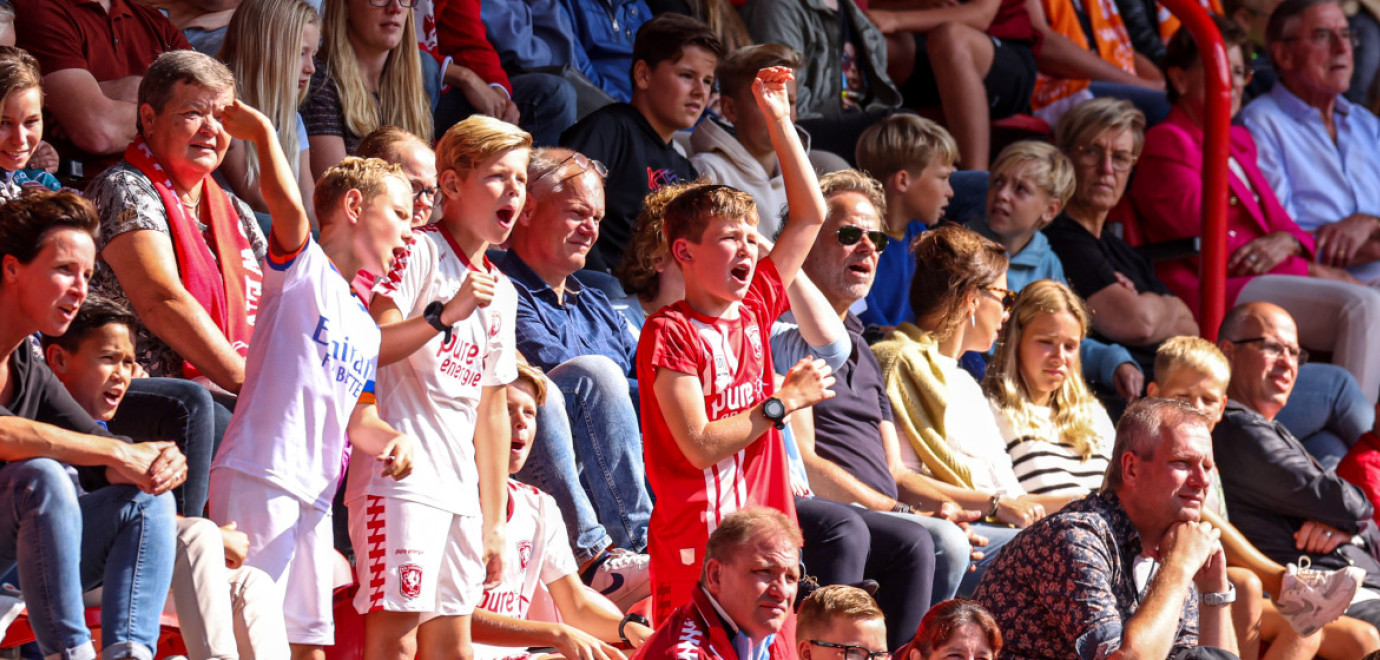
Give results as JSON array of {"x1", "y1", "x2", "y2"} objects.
[{"x1": 1155, "y1": 0, "x2": 1231, "y2": 341}]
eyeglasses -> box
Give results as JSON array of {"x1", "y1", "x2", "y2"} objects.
[
  {"x1": 1281, "y1": 28, "x2": 1360, "y2": 49},
  {"x1": 411, "y1": 181, "x2": 439, "y2": 203},
  {"x1": 982, "y1": 284, "x2": 1017, "y2": 312},
  {"x1": 534, "y1": 152, "x2": 609, "y2": 188},
  {"x1": 809, "y1": 641, "x2": 892, "y2": 660},
  {"x1": 836, "y1": 225, "x2": 889, "y2": 252},
  {"x1": 1229, "y1": 337, "x2": 1309, "y2": 364},
  {"x1": 367, "y1": 0, "x2": 416, "y2": 7},
  {"x1": 1071, "y1": 144, "x2": 1138, "y2": 173},
  {"x1": 1231, "y1": 65, "x2": 1255, "y2": 86}
]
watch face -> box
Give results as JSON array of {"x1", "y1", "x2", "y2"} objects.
[{"x1": 764, "y1": 398, "x2": 785, "y2": 419}]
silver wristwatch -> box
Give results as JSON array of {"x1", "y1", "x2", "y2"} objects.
[{"x1": 1199, "y1": 584, "x2": 1237, "y2": 607}]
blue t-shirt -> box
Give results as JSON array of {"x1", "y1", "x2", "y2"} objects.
[{"x1": 859, "y1": 220, "x2": 926, "y2": 327}]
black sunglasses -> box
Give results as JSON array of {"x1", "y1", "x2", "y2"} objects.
[{"x1": 836, "y1": 225, "x2": 889, "y2": 252}]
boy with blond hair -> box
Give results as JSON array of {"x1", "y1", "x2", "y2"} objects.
[
  {"x1": 356, "y1": 115, "x2": 530, "y2": 660},
  {"x1": 794, "y1": 585, "x2": 888, "y2": 660},
  {"x1": 208, "y1": 103, "x2": 416, "y2": 660},
  {"x1": 637, "y1": 66, "x2": 835, "y2": 622},
  {"x1": 854, "y1": 114, "x2": 957, "y2": 328}
]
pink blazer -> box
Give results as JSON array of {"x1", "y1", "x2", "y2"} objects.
[{"x1": 1128, "y1": 106, "x2": 1316, "y2": 319}]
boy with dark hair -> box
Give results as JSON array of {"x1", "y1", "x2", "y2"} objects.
[
  {"x1": 208, "y1": 102, "x2": 416, "y2": 660},
  {"x1": 560, "y1": 12, "x2": 723, "y2": 272},
  {"x1": 637, "y1": 66, "x2": 834, "y2": 622}
]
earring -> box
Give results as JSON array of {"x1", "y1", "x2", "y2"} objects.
[{"x1": 970, "y1": 313, "x2": 977, "y2": 327}]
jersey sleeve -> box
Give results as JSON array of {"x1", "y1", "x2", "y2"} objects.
[
  {"x1": 263, "y1": 236, "x2": 323, "y2": 296},
  {"x1": 643, "y1": 313, "x2": 702, "y2": 378},
  {"x1": 749, "y1": 258, "x2": 790, "y2": 325},
  {"x1": 537, "y1": 492, "x2": 579, "y2": 584},
  {"x1": 481, "y1": 276, "x2": 520, "y2": 387},
  {"x1": 374, "y1": 235, "x2": 430, "y2": 313}
]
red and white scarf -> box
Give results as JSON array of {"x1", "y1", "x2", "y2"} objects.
[{"x1": 125, "y1": 136, "x2": 263, "y2": 380}]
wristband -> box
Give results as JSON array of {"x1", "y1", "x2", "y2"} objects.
[
  {"x1": 619, "y1": 612, "x2": 650, "y2": 646},
  {"x1": 1199, "y1": 584, "x2": 1236, "y2": 607}
]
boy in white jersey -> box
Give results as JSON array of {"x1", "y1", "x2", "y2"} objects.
[
  {"x1": 469, "y1": 361, "x2": 653, "y2": 660},
  {"x1": 354, "y1": 115, "x2": 529, "y2": 660},
  {"x1": 208, "y1": 102, "x2": 416, "y2": 660}
]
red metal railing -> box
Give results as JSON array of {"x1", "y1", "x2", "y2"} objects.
[{"x1": 1157, "y1": 0, "x2": 1231, "y2": 340}]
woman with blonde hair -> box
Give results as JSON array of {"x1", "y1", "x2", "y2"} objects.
[
  {"x1": 218, "y1": 0, "x2": 320, "y2": 226},
  {"x1": 984, "y1": 279, "x2": 1116, "y2": 498},
  {"x1": 304, "y1": 0, "x2": 432, "y2": 180}
]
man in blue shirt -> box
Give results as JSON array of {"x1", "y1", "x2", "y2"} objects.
[
  {"x1": 1241, "y1": 0, "x2": 1380, "y2": 282},
  {"x1": 498, "y1": 147, "x2": 652, "y2": 605}
]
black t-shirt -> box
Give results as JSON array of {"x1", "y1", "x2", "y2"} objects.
[
  {"x1": 1044, "y1": 213, "x2": 1171, "y2": 372},
  {"x1": 0, "y1": 341, "x2": 119, "y2": 490},
  {"x1": 810, "y1": 314, "x2": 899, "y2": 500},
  {"x1": 560, "y1": 103, "x2": 698, "y2": 272}
]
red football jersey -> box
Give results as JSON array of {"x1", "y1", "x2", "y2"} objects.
[{"x1": 636, "y1": 259, "x2": 797, "y2": 622}]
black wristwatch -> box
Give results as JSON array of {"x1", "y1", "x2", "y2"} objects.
[
  {"x1": 762, "y1": 397, "x2": 787, "y2": 429},
  {"x1": 619, "y1": 612, "x2": 650, "y2": 646},
  {"x1": 423, "y1": 301, "x2": 453, "y2": 344}
]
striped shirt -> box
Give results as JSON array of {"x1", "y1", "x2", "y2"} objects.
[{"x1": 993, "y1": 401, "x2": 1115, "y2": 497}]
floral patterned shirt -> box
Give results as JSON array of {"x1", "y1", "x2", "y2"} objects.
[
  {"x1": 972, "y1": 492, "x2": 1200, "y2": 660},
  {"x1": 86, "y1": 161, "x2": 266, "y2": 379}
]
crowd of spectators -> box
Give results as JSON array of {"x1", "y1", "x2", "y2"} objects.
[{"x1": 4, "y1": 0, "x2": 1380, "y2": 658}]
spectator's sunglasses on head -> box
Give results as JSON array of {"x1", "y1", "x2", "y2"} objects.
[
  {"x1": 1071, "y1": 144, "x2": 1137, "y2": 173},
  {"x1": 535, "y1": 153, "x2": 609, "y2": 188},
  {"x1": 367, "y1": 0, "x2": 417, "y2": 6},
  {"x1": 1281, "y1": 28, "x2": 1360, "y2": 49},
  {"x1": 808, "y1": 641, "x2": 892, "y2": 660},
  {"x1": 836, "y1": 225, "x2": 889, "y2": 253},
  {"x1": 1228, "y1": 337, "x2": 1309, "y2": 364},
  {"x1": 981, "y1": 284, "x2": 1017, "y2": 312}
]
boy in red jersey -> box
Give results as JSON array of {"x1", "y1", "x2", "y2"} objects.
[{"x1": 636, "y1": 66, "x2": 834, "y2": 623}]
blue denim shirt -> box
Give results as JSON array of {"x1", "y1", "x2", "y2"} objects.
[
  {"x1": 481, "y1": 0, "x2": 599, "y2": 86},
  {"x1": 1241, "y1": 83, "x2": 1380, "y2": 280},
  {"x1": 556, "y1": 0, "x2": 651, "y2": 103},
  {"x1": 499, "y1": 251, "x2": 639, "y2": 376}
]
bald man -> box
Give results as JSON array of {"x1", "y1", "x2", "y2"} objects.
[{"x1": 1214, "y1": 301, "x2": 1380, "y2": 630}]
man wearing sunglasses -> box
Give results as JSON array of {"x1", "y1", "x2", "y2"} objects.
[
  {"x1": 1213, "y1": 301, "x2": 1380, "y2": 634},
  {"x1": 1241, "y1": 0, "x2": 1380, "y2": 282}
]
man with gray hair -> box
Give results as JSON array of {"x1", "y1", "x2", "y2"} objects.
[
  {"x1": 1240, "y1": 0, "x2": 1380, "y2": 283},
  {"x1": 496, "y1": 146, "x2": 652, "y2": 608},
  {"x1": 974, "y1": 398, "x2": 1239, "y2": 659},
  {"x1": 635, "y1": 507, "x2": 803, "y2": 660}
]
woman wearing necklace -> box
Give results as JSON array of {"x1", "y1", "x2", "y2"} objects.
[{"x1": 84, "y1": 51, "x2": 268, "y2": 517}]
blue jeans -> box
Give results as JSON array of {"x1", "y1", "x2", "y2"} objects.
[
  {"x1": 1276, "y1": 362, "x2": 1374, "y2": 470},
  {"x1": 959, "y1": 522, "x2": 1021, "y2": 597},
  {"x1": 107, "y1": 378, "x2": 218, "y2": 517},
  {"x1": 1089, "y1": 81, "x2": 1172, "y2": 125},
  {"x1": 0, "y1": 459, "x2": 176, "y2": 660},
  {"x1": 434, "y1": 72, "x2": 579, "y2": 146},
  {"x1": 516, "y1": 355, "x2": 651, "y2": 562}
]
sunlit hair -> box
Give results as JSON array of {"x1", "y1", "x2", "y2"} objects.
[
  {"x1": 138, "y1": 50, "x2": 236, "y2": 135},
  {"x1": 701, "y1": 507, "x2": 802, "y2": 580},
  {"x1": 796, "y1": 585, "x2": 884, "y2": 643},
  {"x1": 1103, "y1": 397, "x2": 1210, "y2": 492},
  {"x1": 0, "y1": 46, "x2": 42, "y2": 114},
  {"x1": 662, "y1": 183, "x2": 758, "y2": 251},
  {"x1": 985, "y1": 279, "x2": 1104, "y2": 460},
  {"x1": 855, "y1": 113, "x2": 958, "y2": 183},
  {"x1": 909, "y1": 600, "x2": 1002, "y2": 659},
  {"x1": 716, "y1": 43, "x2": 801, "y2": 98},
  {"x1": 526, "y1": 147, "x2": 602, "y2": 200},
  {"x1": 615, "y1": 181, "x2": 697, "y2": 302},
  {"x1": 320, "y1": 0, "x2": 431, "y2": 144},
  {"x1": 1154, "y1": 336, "x2": 1230, "y2": 389},
  {"x1": 1054, "y1": 97, "x2": 1146, "y2": 158},
  {"x1": 819, "y1": 169, "x2": 887, "y2": 224},
  {"x1": 356, "y1": 125, "x2": 431, "y2": 164},
  {"x1": 219, "y1": 0, "x2": 320, "y2": 183},
  {"x1": 511, "y1": 360, "x2": 548, "y2": 406},
  {"x1": 909, "y1": 224, "x2": 1009, "y2": 341},
  {"x1": 312, "y1": 156, "x2": 406, "y2": 224},
  {"x1": 435, "y1": 115, "x2": 532, "y2": 179},
  {"x1": 990, "y1": 141, "x2": 1076, "y2": 209},
  {"x1": 0, "y1": 189, "x2": 100, "y2": 267}
]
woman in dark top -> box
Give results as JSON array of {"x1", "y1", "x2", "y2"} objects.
[
  {"x1": 1043, "y1": 97, "x2": 1197, "y2": 378},
  {"x1": 0, "y1": 190, "x2": 182, "y2": 660}
]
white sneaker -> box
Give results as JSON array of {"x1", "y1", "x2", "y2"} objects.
[
  {"x1": 1274, "y1": 556, "x2": 1365, "y2": 637},
  {"x1": 583, "y1": 548, "x2": 650, "y2": 611}
]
